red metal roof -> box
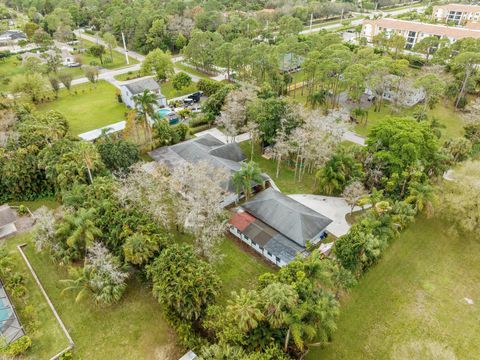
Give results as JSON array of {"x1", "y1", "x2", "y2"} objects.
[{"x1": 229, "y1": 211, "x2": 256, "y2": 232}]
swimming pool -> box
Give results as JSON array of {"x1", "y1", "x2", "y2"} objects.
[
  {"x1": 0, "y1": 298, "x2": 12, "y2": 327},
  {"x1": 156, "y1": 108, "x2": 179, "y2": 125}
]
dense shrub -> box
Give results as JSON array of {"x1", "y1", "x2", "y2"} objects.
[{"x1": 0, "y1": 336, "x2": 32, "y2": 357}]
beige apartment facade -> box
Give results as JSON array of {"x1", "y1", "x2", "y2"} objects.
[
  {"x1": 361, "y1": 18, "x2": 480, "y2": 49},
  {"x1": 433, "y1": 4, "x2": 480, "y2": 25}
]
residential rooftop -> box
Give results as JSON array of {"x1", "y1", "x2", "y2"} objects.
[{"x1": 241, "y1": 188, "x2": 332, "y2": 248}]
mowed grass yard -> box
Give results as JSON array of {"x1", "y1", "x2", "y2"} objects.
[
  {"x1": 239, "y1": 141, "x2": 317, "y2": 194},
  {"x1": 23, "y1": 244, "x2": 181, "y2": 359},
  {"x1": 307, "y1": 216, "x2": 480, "y2": 359},
  {"x1": 37, "y1": 80, "x2": 127, "y2": 135},
  {"x1": 2, "y1": 233, "x2": 69, "y2": 359},
  {"x1": 76, "y1": 39, "x2": 138, "y2": 70},
  {"x1": 354, "y1": 101, "x2": 465, "y2": 139}
]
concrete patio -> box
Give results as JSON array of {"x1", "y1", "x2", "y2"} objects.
[{"x1": 288, "y1": 194, "x2": 367, "y2": 238}]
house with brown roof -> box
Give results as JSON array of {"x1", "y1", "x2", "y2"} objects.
[
  {"x1": 433, "y1": 4, "x2": 480, "y2": 25},
  {"x1": 361, "y1": 18, "x2": 480, "y2": 49}
]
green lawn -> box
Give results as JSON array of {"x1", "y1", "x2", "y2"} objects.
[
  {"x1": 354, "y1": 101, "x2": 465, "y2": 139},
  {"x1": 174, "y1": 63, "x2": 211, "y2": 80},
  {"x1": 9, "y1": 197, "x2": 60, "y2": 211},
  {"x1": 217, "y1": 236, "x2": 275, "y2": 302},
  {"x1": 308, "y1": 216, "x2": 480, "y2": 359},
  {"x1": 2, "y1": 233, "x2": 69, "y2": 359},
  {"x1": 37, "y1": 81, "x2": 127, "y2": 135},
  {"x1": 239, "y1": 141, "x2": 317, "y2": 194},
  {"x1": 114, "y1": 70, "x2": 142, "y2": 82},
  {"x1": 76, "y1": 39, "x2": 138, "y2": 70},
  {"x1": 0, "y1": 56, "x2": 26, "y2": 92},
  {"x1": 161, "y1": 81, "x2": 197, "y2": 100},
  {"x1": 21, "y1": 241, "x2": 180, "y2": 359}
]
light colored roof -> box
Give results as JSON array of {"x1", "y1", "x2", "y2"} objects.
[
  {"x1": 364, "y1": 18, "x2": 480, "y2": 39},
  {"x1": 122, "y1": 77, "x2": 161, "y2": 95},
  {"x1": 78, "y1": 121, "x2": 126, "y2": 141},
  {"x1": 434, "y1": 3, "x2": 480, "y2": 13},
  {"x1": 241, "y1": 188, "x2": 332, "y2": 247},
  {"x1": 0, "y1": 205, "x2": 15, "y2": 228},
  {"x1": 179, "y1": 351, "x2": 197, "y2": 360},
  {"x1": 0, "y1": 30, "x2": 26, "y2": 41}
]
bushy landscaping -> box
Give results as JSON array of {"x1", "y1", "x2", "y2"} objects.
[
  {"x1": 37, "y1": 81, "x2": 127, "y2": 135},
  {"x1": 307, "y1": 216, "x2": 480, "y2": 359}
]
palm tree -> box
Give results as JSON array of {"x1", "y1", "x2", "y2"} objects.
[
  {"x1": 232, "y1": 161, "x2": 264, "y2": 200},
  {"x1": 406, "y1": 181, "x2": 435, "y2": 217},
  {"x1": 56, "y1": 208, "x2": 102, "y2": 256},
  {"x1": 316, "y1": 153, "x2": 362, "y2": 195},
  {"x1": 76, "y1": 141, "x2": 101, "y2": 184},
  {"x1": 60, "y1": 266, "x2": 90, "y2": 303},
  {"x1": 261, "y1": 282, "x2": 298, "y2": 329},
  {"x1": 226, "y1": 288, "x2": 264, "y2": 332},
  {"x1": 284, "y1": 303, "x2": 317, "y2": 352},
  {"x1": 307, "y1": 90, "x2": 327, "y2": 109},
  {"x1": 133, "y1": 90, "x2": 159, "y2": 147}
]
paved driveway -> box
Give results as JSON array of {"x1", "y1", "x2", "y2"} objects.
[{"x1": 288, "y1": 194, "x2": 366, "y2": 238}]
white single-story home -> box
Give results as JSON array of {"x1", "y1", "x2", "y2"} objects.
[
  {"x1": 120, "y1": 77, "x2": 167, "y2": 109},
  {"x1": 229, "y1": 188, "x2": 332, "y2": 267}
]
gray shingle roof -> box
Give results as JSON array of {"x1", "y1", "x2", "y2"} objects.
[
  {"x1": 242, "y1": 188, "x2": 332, "y2": 247},
  {"x1": 0, "y1": 30, "x2": 27, "y2": 41},
  {"x1": 149, "y1": 134, "x2": 248, "y2": 192},
  {"x1": 123, "y1": 78, "x2": 162, "y2": 96}
]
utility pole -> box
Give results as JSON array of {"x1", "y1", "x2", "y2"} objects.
[
  {"x1": 341, "y1": 8, "x2": 344, "y2": 20},
  {"x1": 121, "y1": 31, "x2": 130, "y2": 65},
  {"x1": 310, "y1": 13, "x2": 313, "y2": 32}
]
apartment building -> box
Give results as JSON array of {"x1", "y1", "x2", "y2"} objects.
[
  {"x1": 433, "y1": 4, "x2": 480, "y2": 25},
  {"x1": 362, "y1": 18, "x2": 480, "y2": 49}
]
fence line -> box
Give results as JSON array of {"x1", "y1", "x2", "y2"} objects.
[{"x1": 17, "y1": 243, "x2": 74, "y2": 360}]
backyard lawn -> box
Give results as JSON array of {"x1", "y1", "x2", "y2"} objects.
[
  {"x1": 354, "y1": 101, "x2": 465, "y2": 139},
  {"x1": 239, "y1": 141, "x2": 317, "y2": 194},
  {"x1": 22, "y1": 242, "x2": 181, "y2": 359},
  {"x1": 37, "y1": 81, "x2": 127, "y2": 135},
  {"x1": 2, "y1": 233, "x2": 69, "y2": 359},
  {"x1": 216, "y1": 236, "x2": 275, "y2": 302},
  {"x1": 307, "y1": 216, "x2": 480, "y2": 359}
]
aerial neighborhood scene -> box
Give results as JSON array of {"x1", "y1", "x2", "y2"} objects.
[{"x1": 1, "y1": 0, "x2": 480, "y2": 358}]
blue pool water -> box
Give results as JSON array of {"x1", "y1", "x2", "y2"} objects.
[
  {"x1": 0, "y1": 299, "x2": 12, "y2": 324},
  {"x1": 157, "y1": 108, "x2": 180, "y2": 125}
]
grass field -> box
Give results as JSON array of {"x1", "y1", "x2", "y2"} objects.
[
  {"x1": 216, "y1": 236, "x2": 275, "y2": 302},
  {"x1": 76, "y1": 39, "x2": 138, "y2": 70},
  {"x1": 307, "y1": 216, "x2": 480, "y2": 359},
  {"x1": 22, "y1": 243, "x2": 181, "y2": 359},
  {"x1": 2, "y1": 233, "x2": 69, "y2": 359},
  {"x1": 354, "y1": 101, "x2": 465, "y2": 139},
  {"x1": 239, "y1": 141, "x2": 317, "y2": 194},
  {"x1": 175, "y1": 63, "x2": 211, "y2": 80},
  {"x1": 37, "y1": 81, "x2": 127, "y2": 135}
]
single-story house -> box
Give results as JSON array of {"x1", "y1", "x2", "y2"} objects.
[
  {"x1": 0, "y1": 205, "x2": 16, "y2": 239},
  {"x1": 120, "y1": 77, "x2": 167, "y2": 109},
  {"x1": 149, "y1": 134, "x2": 270, "y2": 206},
  {"x1": 0, "y1": 30, "x2": 26, "y2": 45},
  {"x1": 229, "y1": 188, "x2": 332, "y2": 267}
]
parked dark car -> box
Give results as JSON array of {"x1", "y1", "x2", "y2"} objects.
[{"x1": 187, "y1": 92, "x2": 202, "y2": 103}]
